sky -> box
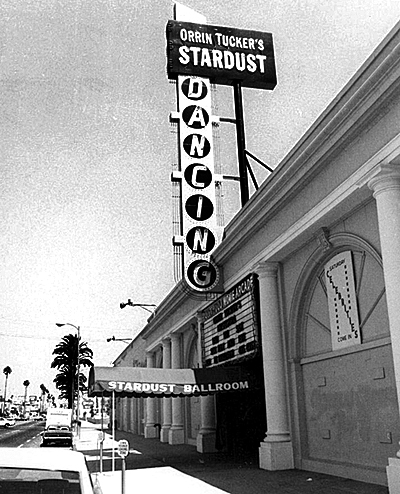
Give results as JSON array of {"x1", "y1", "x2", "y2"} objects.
[{"x1": 0, "y1": 0, "x2": 399, "y2": 400}]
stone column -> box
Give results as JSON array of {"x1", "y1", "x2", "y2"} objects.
[
  {"x1": 196, "y1": 312, "x2": 217, "y2": 453},
  {"x1": 161, "y1": 339, "x2": 172, "y2": 442},
  {"x1": 368, "y1": 165, "x2": 400, "y2": 491},
  {"x1": 369, "y1": 165, "x2": 400, "y2": 399},
  {"x1": 169, "y1": 333, "x2": 185, "y2": 444},
  {"x1": 144, "y1": 351, "x2": 157, "y2": 438},
  {"x1": 256, "y1": 262, "x2": 294, "y2": 470}
]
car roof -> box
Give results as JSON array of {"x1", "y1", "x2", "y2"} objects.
[{"x1": 0, "y1": 448, "x2": 86, "y2": 471}]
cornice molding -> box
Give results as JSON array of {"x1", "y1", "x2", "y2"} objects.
[
  {"x1": 216, "y1": 133, "x2": 400, "y2": 283},
  {"x1": 215, "y1": 23, "x2": 400, "y2": 263}
]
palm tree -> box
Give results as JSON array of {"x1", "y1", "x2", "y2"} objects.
[
  {"x1": 2, "y1": 366, "x2": 12, "y2": 416},
  {"x1": 23, "y1": 380, "x2": 30, "y2": 417},
  {"x1": 51, "y1": 333, "x2": 93, "y2": 409}
]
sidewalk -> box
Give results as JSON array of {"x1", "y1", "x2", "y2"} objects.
[{"x1": 75, "y1": 421, "x2": 389, "y2": 494}]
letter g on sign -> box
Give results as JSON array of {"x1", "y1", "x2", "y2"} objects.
[{"x1": 186, "y1": 259, "x2": 219, "y2": 290}]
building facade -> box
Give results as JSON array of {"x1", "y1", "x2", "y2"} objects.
[{"x1": 112, "y1": 22, "x2": 400, "y2": 487}]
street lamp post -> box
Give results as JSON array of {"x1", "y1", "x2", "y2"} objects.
[{"x1": 56, "y1": 323, "x2": 81, "y2": 423}]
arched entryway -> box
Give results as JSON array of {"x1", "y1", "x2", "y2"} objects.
[{"x1": 290, "y1": 233, "x2": 399, "y2": 484}]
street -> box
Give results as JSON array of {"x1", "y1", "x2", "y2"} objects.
[
  {"x1": 0, "y1": 420, "x2": 44, "y2": 448},
  {"x1": 0, "y1": 420, "x2": 390, "y2": 494}
]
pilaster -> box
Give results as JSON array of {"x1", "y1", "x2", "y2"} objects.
[
  {"x1": 144, "y1": 352, "x2": 158, "y2": 439},
  {"x1": 255, "y1": 261, "x2": 294, "y2": 470},
  {"x1": 161, "y1": 339, "x2": 172, "y2": 443},
  {"x1": 195, "y1": 311, "x2": 217, "y2": 453},
  {"x1": 169, "y1": 333, "x2": 185, "y2": 444}
]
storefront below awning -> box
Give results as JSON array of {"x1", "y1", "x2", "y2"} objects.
[{"x1": 88, "y1": 365, "x2": 257, "y2": 398}]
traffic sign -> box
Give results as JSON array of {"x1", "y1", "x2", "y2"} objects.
[{"x1": 117, "y1": 439, "x2": 129, "y2": 457}]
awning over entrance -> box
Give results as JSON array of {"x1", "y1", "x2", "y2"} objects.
[{"x1": 88, "y1": 366, "x2": 256, "y2": 398}]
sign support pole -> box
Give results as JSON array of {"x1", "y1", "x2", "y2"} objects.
[
  {"x1": 117, "y1": 439, "x2": 129, "y2": 494},
  {"x1": 100, "y1": 394, "x2": 104, "y2": 473},
  {"x1": 121, "y1": 457, "x2": 126, "y2": 494},
  {"x1": 233, "y1": 81, "x2": 249, "y2": 206},
  {"x1": 112, "y1": 391, "x2": 115, "y2": 472}
]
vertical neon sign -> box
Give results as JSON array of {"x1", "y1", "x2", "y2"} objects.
[{"x1": 173, "y1": 75, "x2": 222, "y2": 292}]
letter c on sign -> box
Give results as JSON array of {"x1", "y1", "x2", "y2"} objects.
[{"x1": 184, "y1": 164, "x2": 212, "y2": 189}]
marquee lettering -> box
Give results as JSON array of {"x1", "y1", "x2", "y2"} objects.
[
  {"x1": 178, "y1": 46, "x2": 267, "y2": 74},
  {"x1": 187, "y1": 260, "x2": 218, "y2": 288},
  {"x1": 186, "y1": 226, "x2": 215, "y2": 253},
  {"x1": 185, "y1": 194, "x2": 213, "y2": 221},
  {"x1": 108, "y1": 381, "x2": 177, "y2": 393},
  {"x1": 181, "y1": 78, "x2": 208, "y2": 100},
  {"x1": 183, "y1": 134, "x2": 210, "y2": 158},
  {"x1": 182, "y1": 105, "x2": 209, "y2": 128},
  {"x1": 167, "y1": 21, "x2": 276, "y2": 91},
  {"x1": 107, "y1": 380, "x2": 251, "y2": 394},
  {"x1": 169, "y1": 74, "x2": 222, "y2": 292},
  {"x1": 184, "y1": 164, "x2": 212, "y2": 189},
  {"x1": 183, "y1": 381, "x2": 249, "y2": 393}
]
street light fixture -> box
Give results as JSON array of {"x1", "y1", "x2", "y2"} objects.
[
  {"x1": 119, "y1": 299, "x2": 157, "y2": 313},
  {"x1": 106, "y1": 336, "x2": 132, "y2": 343},
  {"x1": 56, "y1": 323, "x2": 81, "y2": 423}
]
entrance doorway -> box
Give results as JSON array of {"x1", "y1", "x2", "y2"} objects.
[{"x1": 215, "y1": 358, "x2": 265, "y2": 460}]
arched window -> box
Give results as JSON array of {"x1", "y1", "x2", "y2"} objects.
[{"x1": 301, "y1": 238, "x2": 388, "y2": 358}]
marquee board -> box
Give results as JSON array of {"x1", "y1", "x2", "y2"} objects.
[{"x1": 201, "y1": 274, "x2": 260, "y2": 367}]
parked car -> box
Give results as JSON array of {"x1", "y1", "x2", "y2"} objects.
[
  {"x1": 0, "y1": 448, "x2": 97, "y2": 493},
  {"x1": 41, "y1": 408, "x2": 73, "y2": 447},
  {"x1": 0, "y1": 417, "x2": 15, "y2": 428},
  {"x1": 41, "y1": 425, "x2": 73, "y2": 448}
]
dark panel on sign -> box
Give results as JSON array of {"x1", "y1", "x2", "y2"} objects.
[{"x1": 166, "y1": 20, "x2": 277, "y2": 90}]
